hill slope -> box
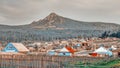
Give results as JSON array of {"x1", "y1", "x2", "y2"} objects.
[
  {"x1": 0, "y1": 12, "x2": 120, "y2": 42},
  {"x1": 30, "y1": 13, "x2": 120, "y2": 30}
]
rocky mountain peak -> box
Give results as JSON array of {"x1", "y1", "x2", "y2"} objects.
[
  {"x1": 43, "y1": 12, "x2": 63, "y2": 22},
  {"x1": 48, "y1": 12, "x2": 58, "y2": 17},
  {"x1": 30, "y1": 12, "x2": 65, "y2": 27},
  {"x1": 40, "y1": 13, "x2": 64, "y2": 25}
]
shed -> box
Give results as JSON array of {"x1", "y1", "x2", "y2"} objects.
[{"x1": 3, "y1": 43, "x2": 29, "y2": 53}]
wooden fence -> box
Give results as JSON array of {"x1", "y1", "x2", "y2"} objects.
[{"x1": 0, "y1": 55, "x2": 118, "y2": 68}]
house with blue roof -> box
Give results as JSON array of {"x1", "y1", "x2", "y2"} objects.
[{"x1": 3, "y1": 43, "x2": 29, "y2": 53}]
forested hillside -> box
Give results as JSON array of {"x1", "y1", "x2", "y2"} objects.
[{"x1": 0, "y1": 13, "x2": 120, "y2": 42}]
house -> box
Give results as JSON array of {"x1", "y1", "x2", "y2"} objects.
[
  {"x1": 58, "y1": 46, "x2": 75, "y2": 56},
  {"x1": 28, "y1": 47, "x2": 36, "y2": 52},
  {"x1": 47, "y1": 50, "x2": 56, "y2": 55},
  {"x1": 112, "y1": 48, "x2": 120, "y2": 57},
  {"x1": 80, "y1": 39, "x2": 90, "y2": 50},
  {"x1": 94, "y1": 46, "x2": 112, "y2": 57},
  {"x1": 60, "y1": 40, "x2": 69, "y2": 45},
  {"x1": 111, "y1": 45, "x2": 117, "y2": 50},
  {"x1": 3, "y1": 43, "x2": 29, "y2": 53},
  {"x1": 73, "y1": 44, "x2": 81, "y2": 51}
]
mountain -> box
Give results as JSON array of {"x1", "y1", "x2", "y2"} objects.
[
  {"x1": 0, "y1": 12, "x2": 120, "y2": 42},
  {"x1": 31, "y1": 13, "x2": 64, "y2": 26},
  {"x1": 30, "y1": 13, "x2": 120, "y2": 30}
]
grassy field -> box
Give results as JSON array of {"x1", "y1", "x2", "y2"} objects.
[{"x1": 65, "y1": 58, "x2": 120, "y2": 68}]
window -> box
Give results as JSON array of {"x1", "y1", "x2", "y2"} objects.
[
  {"x1": 63, "y1": 53, "x2": 65, "y2": 55},
  {"x1": 7, "y1": 45, "x2": 15, "y2": 50}
]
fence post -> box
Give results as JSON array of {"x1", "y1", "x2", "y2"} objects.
[
  {"x1": 41, "y1": 55, "x2": 44, "y2": 68},
  {"x1": 12, "y1": 54, "x2": 14, "y2": 68}
]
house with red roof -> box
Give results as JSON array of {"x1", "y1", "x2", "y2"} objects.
[{"x1": 58, "y1": 46, "x2": 75, "y2": 56}]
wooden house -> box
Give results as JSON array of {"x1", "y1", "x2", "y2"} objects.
[
  {"x1": 112, "y1": 48, "x2": 120, "y2": 57},
  {"x1": 3, "y1": 43, "x2": 29, "y2": 53}
]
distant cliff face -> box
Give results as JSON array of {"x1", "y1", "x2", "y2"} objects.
[{"x1": 0, "y1": 12, "x2": 120, "y2": 42}]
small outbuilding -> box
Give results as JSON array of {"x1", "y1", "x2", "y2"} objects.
[{"x1": 3, "y1": 43, "x2": 29, "y2": 53}]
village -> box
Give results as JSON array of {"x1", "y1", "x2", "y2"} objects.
[{"x1": 0, "y1": 37, "x2": 120, "y2": 58}]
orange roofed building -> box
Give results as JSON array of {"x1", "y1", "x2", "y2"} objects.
[{"x1": 58, "y1": 46, "x2": 76, "y2": 56}]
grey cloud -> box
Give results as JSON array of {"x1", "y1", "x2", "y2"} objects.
[
  {"x1": 0, "y1": 0, "x2": 120, "y2": 25},
  {"x1": 0, "y1": 16, "x2": 6, "y2": 22}
]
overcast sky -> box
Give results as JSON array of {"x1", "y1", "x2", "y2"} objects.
[{"x1": 0, "y1": 0, "x2": 120, "y2": 25}]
